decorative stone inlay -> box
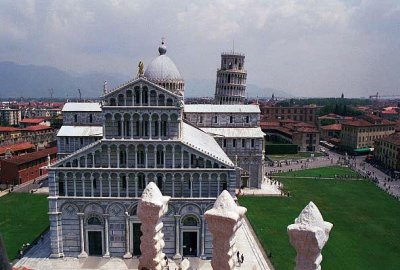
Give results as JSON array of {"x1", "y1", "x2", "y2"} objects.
[
  {"x1": 204, "y1": 190, "x2": 247, "y2": 270},
  {"x1": 287, "y1": 201, "x2": 333, "y2": 270},
  {"x1": 137, "y1": 182, "x2": 170, "y2": 270},
  {"x1": 65, "y1": 205, "x2": 76, "y2": 215}
]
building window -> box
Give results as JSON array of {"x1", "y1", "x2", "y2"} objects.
[
  {"x1": 93, "y1": 177, "x2": 97, "y2": 189},
  {"x1": 223, "y1": 139, "x2": 227, "y2": 147},
  {"x1": 157, "y1": 150, "x2": 164, "y2": 165},
  {"x1": 122, "y1": 175, "x2": 127, "y2": 189},
  {"x1": 58, "y1": 181, "x2": 65, "y2": 196},
  {"x1": 157, "y1": 176, "x2": 163, "y2": 190},
  {"x1": 199, "y1": 116, "x2": 203, "y2": 123},
  {"x1": 137, "y1": 151, "x2": 145, "y2": 165},
  {"x1": 251, "y1": 139, "x2": 255, "y2": 148},
  {"x1": 230, "y1": 116, "x2": 234, "y2": 123},
  {"x1": 246, "y1": 116, "x2": 249, "y2": 123},
  {"x1": 233, "y1": 139, "x2": 236, "y2": 147},
  {"x1": 74, "y1": 114, "x2": 77, "y2": 122},
  {"x1": 242, "y1": 139, "x2": 245, "y2": 148},
  {"x1": 214, "y1": 116, "x2": 218, "y2": 123},
  {"x1": 138, "y1": 174, "x2": 145, "y2": 189},
  {"x1": 89, "y1": 114, "x2": 93, "y2": 123}
]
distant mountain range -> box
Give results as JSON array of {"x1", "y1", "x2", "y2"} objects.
[{"x1": 0, "y1": 61, "x2": 294, "y2": 99}]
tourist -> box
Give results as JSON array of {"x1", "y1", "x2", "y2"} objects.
[{"x1": 241, "y1": 253, "x2": 244, "y2": 264}]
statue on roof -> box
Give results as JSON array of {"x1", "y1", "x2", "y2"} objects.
[{"x1": 138, "y1": 61, "x2": 144, "y2": 77}]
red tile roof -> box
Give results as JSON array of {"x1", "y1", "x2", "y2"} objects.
[
  {"x1": 20, "y1": 118, "x2": 46, "y2": 124},
  {"x1": 379, "y1": 133, "x2": 400, "y2": 146},
  {"x1": 21, "y1": 125, "x2": 53, "y2": 131},
  {"x1": 0, "y1": 142, "x2": 35, "y2": 155},
  {"x1": 0, "y1": 126, "x2": 20, "y2": 132},
  {"x1": 321, "y1": 123, "x2": 342, "y2": 131},
  {"x1": 1, "y1": 147, "x2": 57, "y2": 165}
]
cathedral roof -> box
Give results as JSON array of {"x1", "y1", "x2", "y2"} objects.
[
  {"x1": 184, "y1": 104, "x2": 260, "y2": 113},
  {"x1": 201, "y1": 127, "x2": 265, "y2": 138},
  {"x1": 182, "y1": 122, "x2": 233, "y2": 166},
  {"x1": 144, "y1": 42, "x2": 183, "y2": 83},
  {"x1": 62, "y1": 102, "x2": 102, "y2": 112},
  {"x1": 57, "y1": 126, "x2": 103, "y2": 137}
]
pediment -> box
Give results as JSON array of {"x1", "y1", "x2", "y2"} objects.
[{"x1": 104, "y1": 77, "x2": 181, "y2": 103}]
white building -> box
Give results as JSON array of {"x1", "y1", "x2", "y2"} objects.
[
  {"x1": 185, "y1": 104, "x2": 265, "y2": 188},
  {"x1": 48, "y1": 42, "x2": 237, "y2": 259}
]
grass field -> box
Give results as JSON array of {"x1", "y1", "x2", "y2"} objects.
[
  {"x1": 239, "y1": 168, "x2": 400, "y2": 270},
  {"x1": 277, "y1": 165, "x2": 361, "y2": 178},
  {"x1": 267, "y1": 152, "x2": 325, "y2": 161},
  {"x1": 0, "y1": 193, "x2": 49, "y2": 260}
]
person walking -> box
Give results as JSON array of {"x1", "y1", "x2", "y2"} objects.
[{"x1": 241, "y1": 253, "x2": 244, "y2": 264}]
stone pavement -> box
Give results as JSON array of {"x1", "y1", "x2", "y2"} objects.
[{"x1": 14, "y1": 219, "x2": 272, "y2": 270}]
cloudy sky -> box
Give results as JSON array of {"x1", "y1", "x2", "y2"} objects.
[{"x1": 1, "y1": 0, "x2": 399, "y2": 97}]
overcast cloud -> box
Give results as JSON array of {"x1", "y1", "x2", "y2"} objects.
[{"x1": 0, "y1": 0, "x2": 399, "y2": 97}]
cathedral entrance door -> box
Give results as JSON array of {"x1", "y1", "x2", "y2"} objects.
[
  {"x1": 88, "y1": 231, "x2": 102, "y2": 256},
  {"x1": 132, "y1": 223, "x2": 142, "y2": 255},
  {"x1": 182, "y1": 231, "x2": 197, "y2": 256}
]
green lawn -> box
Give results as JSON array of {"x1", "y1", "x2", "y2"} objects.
[
  {"x1": 277, "y1": 165, "x2": 361, "y2": 178},
  {"x1": 0, "y1": 193, "x2": 49, "y2": 260},
  {"x1": 239, "y1": 169, "x2": 400, "y2": 270},
  {"x1": 267, "y1": 152, "x2": 325, "y2": 161}
]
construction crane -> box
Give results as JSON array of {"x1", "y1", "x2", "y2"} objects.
[{"x1": 369, "y1": 92, "x2": 400, "y2": 100}]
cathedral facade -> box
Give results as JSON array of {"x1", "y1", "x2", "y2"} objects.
[{"x1": 48, "y1": 42, "x2": 237, "y2": 259}]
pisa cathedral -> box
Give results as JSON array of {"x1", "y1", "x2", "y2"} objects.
[{"x1": 49, "y1": 42, "x2": 264, "y2": 259}]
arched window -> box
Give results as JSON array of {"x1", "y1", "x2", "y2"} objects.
[
  {"x1": 182, "y1": 216, "x2": 198, "y2": 226},
  {"x1": 157, "y1": 175, "x2": 163, "y2": 190},
  {"x1": 88, "y1": 216, "x2": 101, "y2": 225}
]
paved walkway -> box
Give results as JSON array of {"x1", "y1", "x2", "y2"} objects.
[{"x1": 14, "y1": 218, "x2": 272, "y2": 270}]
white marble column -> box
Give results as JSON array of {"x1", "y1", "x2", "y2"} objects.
[
  {"x1": 103, "y1": 214, "x2": 110, "y2": 258},
  {"x1": 172, "y1": 145, "x2": 175, "y2": 168},
  {"x1": 287, "y1": 201, "x2": 333, "y2": 270},
  {"x1": 135, "y1": 176, "x2": 138, "y2": 197},
  {"x1": 81, "y1": 175, "x2": 86, "y2": 197},
  {"x1": 108, "y1": 175, "x2": 112, "y2": 197},
  {"x1": 200, "y1": 215, "x2": 206, "y2": 259},
  {"x1": 173, "y1": 214, "x2": 182, "y2": 259},
  {"x1": 78, "y1": 213, "x2": 88, "y2": 258},
  {"x1": 137, "y1": 182, "x2": 170, "y2": 270},
  {"x1": 99, "y1": 176, "x2": 103, "y2": 197},
  {"x1": 73, "y1": 175, "x2": 77, "y2": 197},
  {"x1": 123, "y1": 212, "x2": 132, "y2": 259},
  {"x1": 205, "y1": 190, "x2": 247, "y2": 270},
  {"x1": 90, "y1": 175, "x2": 94, "y2": 197},
  {"x1": 107, "y1": 147, "x2": 111, "y2": 168}
]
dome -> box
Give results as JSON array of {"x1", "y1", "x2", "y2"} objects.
[
  {"x1": 144, "y1": 41, "x2": 184, "y2": 95},
  {"x1": 144, "y1": 42, "x2": 183, "y2": 81},
  {"x1": 144, "y1": 55, "x2": 183, "y2": 81}
]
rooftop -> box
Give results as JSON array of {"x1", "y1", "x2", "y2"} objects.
[
  {"x1": 201, "y1": 127, "x2": 265, "y2": 138},
  {"x1": 184, "y1": 104, "x2": 260, "y2": 113},
  {"x1": 62, "y1": 102, "x2": 102, "y2": 112},
  {"x1": 21, "y1": 125, "x2": 53, "y2": 131},
  {"x1": 379, "y1": 133, "x2": 400, "y2": 146},
  {"x1": 20, "y1": 118, "x2": 47, "y2": 124},
  {"x1": 321, "y1": 124, "x2": 342, "y2": 131},
  {"x1": 0, "y1": 142, "x2": 35, "y2": 156},
  {"x1": 1, "y1": 147, "x2": 57, "y2": 165},
  {"x1": 57, "y1": 126, "x2": 103, "y2": 137},
  {"x1": 182, "y1": 122, "x2": 233, "y2": 166}
]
